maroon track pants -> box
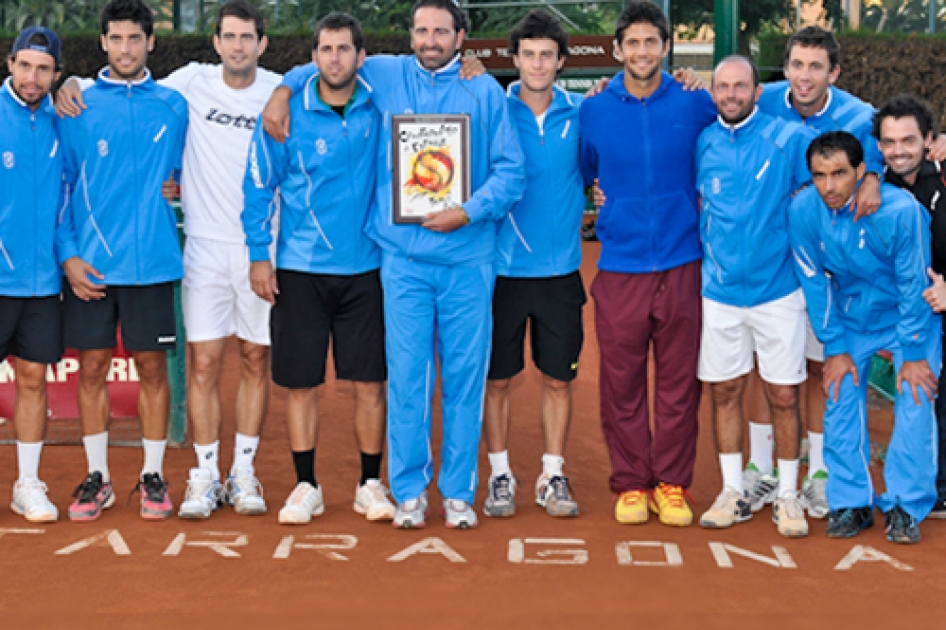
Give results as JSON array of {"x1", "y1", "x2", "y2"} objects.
[{"x1": 591, "y1": 261, "x2": 702, "y2": 493}]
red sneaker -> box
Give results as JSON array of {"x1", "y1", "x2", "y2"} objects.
[{"x1": 135, "y1": 472, "x2": 173, "y2": 520}]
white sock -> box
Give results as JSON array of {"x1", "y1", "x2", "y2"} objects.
[
  {"x1": 16, "y1": 441, "x2": 42, "y2": 481},
  {"x1": 720, "y1": 452, "x2": 744, "y2": 493},
  {"x1": 777, "y1": 459, "x2": 799, "y2": 498},
  {"x1": 748, "y1": 422, "x2": 774, "y2": 474},
  {"x1": 83, "y1": 432, "x2": 110, "y2": 481},
  {"x1": 232, "y1": 433, "x2": 260, "y2": 472},
  {"x1": 194, "y1": 441, "x2": 220, "y2": 481},
  {"x1": 542, "y1": 454, "x2": 564, "y2": 478},
  {"x1": 488, "y1": 450, "x2": 512, "y2": 478},
  {"x1": 141, "y1": 438, "x2": 167, "y2": 477},
  {"x1": 807, "y1": 431, "x2": 826, "y2": 477}
]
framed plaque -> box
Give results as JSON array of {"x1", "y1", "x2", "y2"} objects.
[{"x1": 392, "y1": 114, "x2": 471, "y2": 224}]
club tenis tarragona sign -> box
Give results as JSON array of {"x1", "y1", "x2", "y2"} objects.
[{"x1": 462, "y1": 35, "x2": 622, "y2": 71}]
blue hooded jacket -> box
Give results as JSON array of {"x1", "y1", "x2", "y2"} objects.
[
  {"x1": 697, "y1": 109, "x2": 816, "y2": 307},
  {"x1": 495, "y1": 82, "x2": 584, "y2": 278},
  {"x1": 243, "y1": 76, "x2": 380, "y2": 275},
  {"x1": 789, "y1": 183, "x2": 937, "y2": 362},
  {"x1": 578, "y1": 72, "x2": 716, "y2": 274},
  {"x1": 282, "y1": 55, "x2": 525, "y2": 267},
  {"x1": 0, "y1": 79, "x2": 64, "y2": 297},
  {"x1": 57, "y1": 68, "x2": 187, "y2": 285}
]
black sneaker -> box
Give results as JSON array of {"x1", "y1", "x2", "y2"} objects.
[
  {"x1": 129, "y1": 472, "x2": 173, "y2": 520},
  {"x1": 826, "y1": 507, "x2": 874, "y2": 538},
  {"x1": 885, "y1": 506, "x2": 921, "y2": 544},
  {"x1": 928, "y1": 495, "x2": 946, "y2": 520}
]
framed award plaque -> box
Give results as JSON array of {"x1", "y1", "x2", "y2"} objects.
[{"x1": 392, "y1": 114, "x2": 471, "y2": 224}]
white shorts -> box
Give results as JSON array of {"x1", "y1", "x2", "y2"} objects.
[
  {"x1": 699, "y1": 289, "x2": 807, "y2": 385},
  {"x1": 805, "y1": 317, "x2": 825, "y2": 363},
  {"x1": 182, "y1": 237, "x2": 271, "y2": 346}
]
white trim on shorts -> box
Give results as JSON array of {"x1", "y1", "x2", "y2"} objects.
[
  {"x1": 805, "y1": 316, "x2": 825, "y2": 363},
  {"x1": 182, "y1": 237, "x2": 271, "y2": 346},
  {"x1": 699, "y1": 288, "x2": 808, "y2": 386}
]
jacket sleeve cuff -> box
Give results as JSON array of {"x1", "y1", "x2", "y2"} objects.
[
  {"x1": 248, "y1": 245, "x2": 271, "y2": 263},
  {"x1": 58, "y1": 243, "x2": 78, "y2": 266},
  {"x1": 901, "y1": 341, "x2": 926, "y2": 363},
  {"x1": 824, "y1": 337, "x2": 849, "y2": 358},
  {"x1": 462, "y1": 198, "x2": 487, "y2": 224}
]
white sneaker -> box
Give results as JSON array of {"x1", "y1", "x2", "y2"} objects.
[
  {"x1": 11, "y1": 478, "x2": 58, "y2": 523},
  {"x1": 353, "y1": 479, "x2": 396, "y2": 521},
  {"x1": 278, "y1": 482, "x2": 324, "y2": 525},
  {"x1": 699, "y1": 487, "x2": 752, "y2": 529},
  {"x1": 226, "y1": 465, "x2": 267, "y2": 516},
  {"x1": 178, "y1": 468, "x2": 223, "y2": 520},
  {"x1": 773, "y1": 493, "x2": 810, "y2": 538},
  {"x1": 443, "y1": 498, "x2": 478, "y2": 529},
  {"x1": 393, "y1": 492, "x2": 429, "y2": 529}
]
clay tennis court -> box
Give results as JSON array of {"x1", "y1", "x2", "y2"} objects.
[{"x1": 0, "y1": 242, "x2": 943, "y2": 627}]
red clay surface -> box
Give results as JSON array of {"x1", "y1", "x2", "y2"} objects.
[{"x1": 0, "y1": 243, "x2": 943, "y2": 628}]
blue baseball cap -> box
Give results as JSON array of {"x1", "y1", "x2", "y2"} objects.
[{"x1": 11, "y1": 26, "x2": 62, "y2": 65}]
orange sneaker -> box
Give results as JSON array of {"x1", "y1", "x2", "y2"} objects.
[
  {"x1": 649, "y1": 483, "x2": 693, "y2": 527},
  {"x1": 614, "y1": 490, "x2": 649, "y2": 524}
]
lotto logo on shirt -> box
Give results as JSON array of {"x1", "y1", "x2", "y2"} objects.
[{"x1": 205, "y1": 109, "x2": 257, "y2": 130}]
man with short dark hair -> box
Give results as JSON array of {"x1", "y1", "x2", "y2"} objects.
[
  {"x1": 483, "y1": 9, "x2": 585, "y2": 519},
  {"x1": 57, "y1": 0, "x2": 188, "y2": 521},
  {"x1": 1, "y1": 26, "x2": 64, "y2": 523},
  {"x1": 264, "y1": 0, "x2": 524, "y2": 529},
  {"x1": 579, "y1": 1, "x2": 715, "y2": 527},
  {"x1": 243, "y1": 12, "x2": 394, "y2": 525},
  {"x1": 789, "y1": 130, "x2": 939, "y2": 544},
  {"x1": 873, "y1": 93, "x2": 946, "y2": 519}
]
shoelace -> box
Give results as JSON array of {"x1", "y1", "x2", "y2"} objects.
[
  {"x1": 655, "y1": 484, "x2": 691, "y2": 509},
  {"x1": 549, "y1": 477, "x2": 574, "y2": 502},
  {"x1": 888, "y1": 508, "x2": 914, "y2": 530},
  {"x1": 780, "y1": 494, "x2": 805, "y2": 519},
  {"x1": 73, "y1": 475, "x2": 104, "y2": 503},
  {"x1": 492, "y1": 476, "x2": 512, "y2": 501},
  {"x1": 619, "y1": 491, "x2": 645, "y2": 506},
  {"x1": 232, "y1": 473, "x2": 264, "y2": 498},
  {"x1": 19, "y1": 481, "x2": 51, "y2": 509},
  {"x1": 184, "y1": 478, "x2": 214, "y2": 501},
  {"x1": 129, "y1": 473, "x2": 167, "y2": 503}
]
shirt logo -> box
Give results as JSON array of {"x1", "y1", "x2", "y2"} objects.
[
  {"x1": 858, "y1": 228, "x2": 865, "y2": 249},
  {"x1": 97, "y1": 140, "x2": 108, "y2": 157},
  {"x1": 316, "y1": 139, "x2": 327, "y2": 155},
  {"x1": 404, "y1": 108, "x2": 414, "y2": 114},
  {"x1": 712, "y1": 177, "x2": 721, "y2": 195},
  {"x1": 2, "y1": 152, "x2": 13, "y2": 169}
]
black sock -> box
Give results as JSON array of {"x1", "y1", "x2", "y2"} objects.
[
  {"x1": 359, "y1": 451, "x2": 382, "y2": 486},
  {"x1": 292, "y1": 449, "x2": 317, "y2": 487}
]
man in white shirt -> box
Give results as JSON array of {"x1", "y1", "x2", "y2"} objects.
[{"x1": 58, "y1": 0, "x2": 281, "y2": 519}]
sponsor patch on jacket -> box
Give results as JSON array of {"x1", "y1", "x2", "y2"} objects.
[
  {"x1": 315, "y1": 138, "x2": 327, "y2": 155},
  {"x1": 2, "y1": 152, "x2": 13, "y2": 169},
  {"x1": 97, "y1": 140, "x2": 108, "y2": 157}
]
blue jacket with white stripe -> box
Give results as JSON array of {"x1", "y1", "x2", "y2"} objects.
[
  {"x1": 789, "y1": 183, "x2": 936, "y2": 361},
  {"x1": 242, "y1": 76, "x2": 381, "y2": 275},
  {"x1": 57, "y1": 68, "x2": 187, "y2": 286},
  {"x1": 495, "y1": 83, "x2": 584, "y2": 278},
  {"x1": 758, "y1": 81, "x2": 883, "y2": 175},
  {"x1": 0, "y1": 79, "x2": 64, "y2": 297},
  {"x1": 697, "y1": 109, "x2": 816, "y2": 307}
]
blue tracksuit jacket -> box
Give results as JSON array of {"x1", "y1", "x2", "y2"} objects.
[
  {"x1": 697, "y1": 108, "x2": 815, "y2": 307},
  {"x1": 495, "y1": 82, "x2": 584, "y2": 278},
  {"x1": 578, "y1": 71, "x2": 716, "y2": 274},
  {"x1": 0, "y1": 79, "x2": 64, "y2": 297},
  {"x1": 243, "y1": 76, "x2": 380, "y2": 275},
  {"x1": 57, "y1": 68, "x2": 187, "y2": 286}
]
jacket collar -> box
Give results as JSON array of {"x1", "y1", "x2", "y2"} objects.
[
  {"x1": 885, "y1": 159, "x2": 943, "y2": 190},
  {"x1": 506, "y1": 81, "x2": 577, "y2": 115},
  {"x1": 783, "y1": 83, "x2": 833, "y2": 118},
  {"x1": 96, "y1": 66, "x2": 153, "y2": 89},
  {"x1": 717, "y1": 106, "x2": 760, "y2": 134},
  {"x1": 303, "y1": 74, "x2": 373, "y2": 112},
  {"x1": 605, "y1": 71, "x2": 672, "y2": 102},
  {"x1": 412, "y1": 53, "x2": 461, "y2": 80}
]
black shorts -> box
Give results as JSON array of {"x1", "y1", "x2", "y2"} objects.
[
  {"x1": 488, "y1": 271, "x2": 586, "y2": 382},
  {"x1": 63, "y1": 282, "x2": 177, "y2": 352},
  {"x1": 0, "y1": 295, "x2": 63, "y2": 364},
  {"x1": 271, "y1": 269, "x2": 386, "y2": 389}
]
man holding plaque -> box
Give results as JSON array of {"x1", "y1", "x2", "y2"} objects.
[{"x1": 264, "y1": 0, "x2": 524, "y2": 529}]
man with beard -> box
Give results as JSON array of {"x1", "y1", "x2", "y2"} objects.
[
  {"x1": 790, "y1": 131, "x2": 939, "y2": 543},
  {"x1": 694, "y1": 56, "x2": 815, "y2": 538},
  {"x1": 56, "y1": 0, "x2": 188, "y2": 521},
  {"x1": 0, "y1": 27, "x2": 64, "y2": 523},
  {"x1": 873, "y1": 94, "x2": 946, "y2": 520},
  {"x1": 242, "y1": 12, "x2": 394, "y2": 525},
  {"x1": 263, "y1": 0, "x2": 523, "y2": 529},
  {"x1": 578, "y1": 1, "x2": 715, "y2": 527}
]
